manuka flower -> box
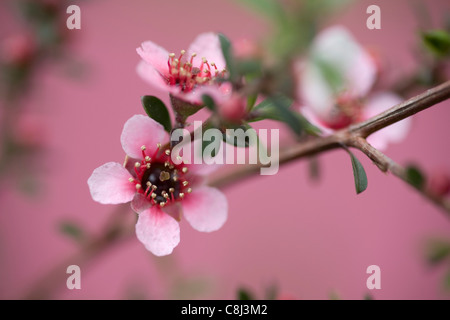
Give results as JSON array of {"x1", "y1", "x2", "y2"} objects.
[
  {"x1": 297, "y1": 26, "x2": 411, "y2": 150},
  {"x1": 88, "y1": 115, "x2": 228, "y2": 256},
  {"x1": 136, "y1": 32, "x2": 231, "y2": 105}
]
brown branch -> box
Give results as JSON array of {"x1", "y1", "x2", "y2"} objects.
[
  {"x1": 348, "y1": 81, "x2": 450, "y2": 138},
  {"x1": 23, "y1": 81, "x2": 450, "y2": 299}
]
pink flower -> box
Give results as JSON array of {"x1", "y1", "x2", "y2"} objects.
[
  {"x1": 297, "y1": 26, "x2": 411, "y2": 150},
  {"x1": 136, "y1": 32, "x2": 231, "y2": 105},
  {"x1": 1, "y1": 33, "x2": 35, "y2": 66},
  {"x1": 88, "y1": 115, "x2": 228, "y2": 256},
  {"x1": 427, "y1": 168, "x2": 450, "y2": 197}
]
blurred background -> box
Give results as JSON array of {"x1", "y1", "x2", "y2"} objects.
[{"x1": 0, "y1": 0, "x2": 450, "y2": 299}]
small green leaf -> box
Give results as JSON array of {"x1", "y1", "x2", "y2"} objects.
[
  {"x1": 170, "y1": 94, "x2": 204, "y2": 124},
  {"x1": 251, "y1": 96, "x2": 309, "y2": 136},
  {"x1": 346, "y1": 149, "x2": 368, "y2": 194},
  {"x1": 237, "y1": 288, "x2": 254, "y2": 300},
  {"x1": 223, "y1": 123, "x2": 255, "y2": 148},
  {"x1": 265, "y1": 95, "x2": 303, "y2": 136},
  {"x1": 422, "y1": 29, "x2": 450, "y2": 57},
  {"x1": 59, "y1": 221, "x2": 85, "y2": 243},
  {"x1": 218, "y1": 33, "x2": 236, "y2": 81},
  {"x1": 236, "y1": 59, "x2": 262, "y2": 76},
  {"x1": 202, "y1": 134, "x2": 220, "y2": 157},
  {"x1": 246, "y1": 94, "x2": 258, "y2": 112},
  {"x1": 141, "y1": 96, "x2": 172, "y2": 133},
  {"x1": 405, "y1": 165, "x2": 425, "y2": 189},
  {"x1": 201, "y1": 94, "x2": 216, "y2": 112},
  {"x1": 425, "y1": 238, "x2": 450, "y2": 265}
]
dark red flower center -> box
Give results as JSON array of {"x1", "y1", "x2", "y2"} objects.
[
  {"x1": 321, "y1": 94, "x2": 363, "y2": 130},
  {"x1": 128, "y1": 145, "x2": 191, "y2": 207}
]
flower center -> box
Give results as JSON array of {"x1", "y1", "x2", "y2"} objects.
[
  {"x1": 129, "y1": 145, "x2": 192, "y2": 208},
  {"x1": 166, "y1": 50, "x2": 226, "y2": 93},
  {"x1": 322, "y1": 93, "x2": 363, "y2": 130}
]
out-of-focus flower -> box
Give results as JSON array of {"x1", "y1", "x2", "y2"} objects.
[
  {"x1": 297, "y1": 26, "x2": 411, "y2": 150},
  {"x1": 136, "y1": 32, "x2": 231, "y2": 105},
  {"x1": 88, "y1": 115, "x2": 228, "y2": 256},
  {"x1": 427, "y1": 169, "x2": 450, "y2": 197},
  {"x1": 1, "y1": 34, "x2": 36, "y2": 66}
]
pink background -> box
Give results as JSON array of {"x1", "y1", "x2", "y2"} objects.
[{"x1": 1, "y1": 0, "x2": 450, "y2": 299}]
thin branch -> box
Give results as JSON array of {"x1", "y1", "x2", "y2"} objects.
[{"x1": 349, "y1": 80, "x2": 450, "y2": 138}]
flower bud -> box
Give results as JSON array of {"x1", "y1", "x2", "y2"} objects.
[
  {"x1": 427, "y1": 169, "x2": 450, "y2": 197},
  {"x1": 219, "y1": 94, "x2": 246, "y2": 122}
]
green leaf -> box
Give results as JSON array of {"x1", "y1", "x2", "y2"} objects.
[
  {"x1": 236, "y1": 59, "x2": 262, "y2": 76},
  {"x1": 201, "y1": 94, "x2": 216, "y2": 112},
  {"x1": 422, "y1": 30, "x2": 450, "y2": 57},
  {"x1": 425, "y1": 238, "x2": 450, "y2": 265},
  {"x1": 405, "y1": 165, "x2": 425, "y2": 189},
  {"x1": 346, "y1": 149, "x2": 368, "y2": 194},
  {"x1": 202, "y1": 133, "x2": 220, "y2": 157},
  {"x1": 251, "y1": 96, "x2": 311, "y2": 136},
  {"x1": 264, "y1": 95, "x2": 304, "y2": 136},
  {"x1": 59, "y1": 221, "x2": 85, "y2": 243},
  {"x1": 223, "y1": 123, "x2": 255, "y2": 148},
  {"x1": 141, "y1": 96, "x2": 172, "y2": 133},
  {"x1": 218, "y1": 33, "x2": 236, "y2": 81},
  {"x1": 170, "y1": 94, "x2": 204, "y2": 124},
  {"x1": 237, "y1": 288, "x2": 254, "y2": 300}
]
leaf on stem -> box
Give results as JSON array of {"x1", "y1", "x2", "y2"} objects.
[
  {"x1": 201, "y1": 94, "x2": 216, "y2": 112},
  {"x1": 141, "y1": 96, "x2": 172, "y2": 133},
  {"x1": 405, "y1": 165, "x2": 426, "y2": 189},
  {"x1": 345, "y1": 148, "x2": 368, "y2": 194},
  {"x1": 223, "y1": 123, "x2": 254, "y2": 148},
  {"x1": 422, "y1": 29, "x2": 450, "y2": 58},
  {"x1": 218, "y1": 33, "x2": 236, "y2": 82},
  {"x1": 252, "y1": 95, "x2": 304, "y2": 136}
]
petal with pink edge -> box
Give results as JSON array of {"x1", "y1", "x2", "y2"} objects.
[
  {"x1": 121, "y1": 114, "x2": 169, "y2": 159},
  {"x1": 299, "y1": 105, "x2": 334, "y2": 135},
  {"x1": 137, "y1": 41, "x2": 170, "y2": 77},
  {"x1": 182, "y1": 186, "x2": 228, "y2": 232},
  {"x1": 88, "y1": 162, "x2": 135, "y2": 204},
  {"x1": 187, "y1": 32, "x2": 226, "y2": 71},
  {"x1": 364, "y1": 92, "x2": 412, "y2": 150},
  {"x1": 135, "y1": 207, "x2": 180, "y2": 256},
  {"x1": 310, "y1": 25, "x2": 376, "y2": 99},
  {"x1": 136, "y1": 60, "x2": 173, "y2": 93}
]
